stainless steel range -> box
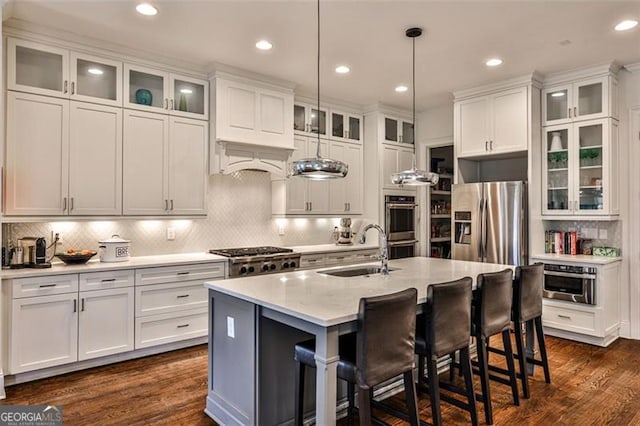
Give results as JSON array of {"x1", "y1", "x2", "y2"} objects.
[{"x1": 209, "y1": 246, "x2": 301, "y2": 277}]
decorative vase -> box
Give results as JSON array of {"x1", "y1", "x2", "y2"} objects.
[
  {"x1": 135, "y1": 88, "x2": 152, "y2": 106},
  {"x1": 178, "y1": 93, "x2": 187, "y2": 112},
  {"x1": 550, "y1": 132, "x2": 563, "y2": 151}
]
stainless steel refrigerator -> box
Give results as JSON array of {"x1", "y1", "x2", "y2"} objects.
[{"x1": 451, "y1": 181, "x2": 527, "y2": 266}]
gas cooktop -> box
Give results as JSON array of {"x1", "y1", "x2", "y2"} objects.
[{"x1": 209, "y1": 246, "x2": 294, "y2": 257}]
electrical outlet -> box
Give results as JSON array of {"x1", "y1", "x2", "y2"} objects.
[
  {"x1": 278, "y1": 225, "x2": 285, "y2": 236},
  {"x1": 227, "y1": 316, "x2": 235, "y2": 338},
  {"x1": 167, "y1": 227, "x2": 175, "y2": 240},
  {"x1": 582, "y1": 227, "x2": 597, "y2": 239},
  {"x1": 599, "y1": 228, "x2": 608, "y2": 239}
]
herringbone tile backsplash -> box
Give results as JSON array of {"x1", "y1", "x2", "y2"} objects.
[{"x1": 4, "y1": 171, "x2": 374, "y2": 256}]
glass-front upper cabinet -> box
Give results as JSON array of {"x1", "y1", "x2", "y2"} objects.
[
  {"x1": 384, "y1": 115, "x2": 413, "y2": 144},
  {"x1": 293, "y1": 102, "x2": 328, "y2": 136},
  {"x1": 330, "y1": 110, "x2": 362, "y2": 142},
  {"x1": 542, "y1": 75, "x2": 614, "y2": 126},
  {"x1": 124, "y1": 65, "x2": 207, "y2": 119},
  {"x1": 7, "y1": 38, "x2": 122, "y2": 106},
  {"x1": 542, "y1": 118, "x2": 618, "y2": 217}
]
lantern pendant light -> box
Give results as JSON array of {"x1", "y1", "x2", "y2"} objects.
[
  {"x1": 390, "y1": 27, "x2": 439, "y2": 187},
  {"x1": 290, "y1": 0, "x2": 348, "y2": 180}
]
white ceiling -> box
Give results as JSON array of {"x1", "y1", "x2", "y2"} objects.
[{"x1": 4, "y1": 0, "x2": 640, "y2": 111}]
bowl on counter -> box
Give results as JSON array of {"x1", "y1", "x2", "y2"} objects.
[{"x1": 55, "y1": 250, "x2": 97, "y2": 265}]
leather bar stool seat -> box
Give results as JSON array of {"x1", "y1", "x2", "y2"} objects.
[
  {"x1": 470, "y1": 269, "x2": 520, "y2": 425},
  {"x1": 294, "y1": 288, "x2": 420, "y2": 426},
  {"x1": 486, "y1": 263, "x2": 551, "y2": 398},
  {"x1": 415, "y1": 277, "x2": 478, "y2": 426}
]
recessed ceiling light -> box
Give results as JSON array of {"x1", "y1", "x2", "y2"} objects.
[
  {"x1": 180, "y1": 89, "x2": 193, "y2": 94},
  {"x1": 485, "y1": 58, "x2": 503, "y2": 67},
  {"x1": 136, "y1": 3, "x2": 158, "y2": 16},
  {"x1": 256, "y1": 40, "x2": 273, "y2": 50},
  {"x1": 395, "y1": 85, "x2": 408, "y2": 93},
  {"x1": 335, "y1": 65, "x2": 350, "y2": 74},
  {"x1": 87, "y1": 68, "x2": 103, "y2": 75},
  {"x1": 615, "y1": 19, "x2": 638, "y2": 31},
  {"x1": 551, "y1": 92, "x2": 565, "y2": 97}
]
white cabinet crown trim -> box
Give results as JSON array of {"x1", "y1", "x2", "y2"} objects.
[{"x1": 453, "y1": 72, "x2": 543, "y2": 101}]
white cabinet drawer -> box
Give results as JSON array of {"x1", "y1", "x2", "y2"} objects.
[
  {"x1": 135, "y1": 262, "x2": 225, "y2": 286},
  {"x1": 299, "y1": 255, "x2": 326, "y2": 269},
  {"x1": 543, "y1": 303, "x2": 597, "y2": 335},
  {"x1": 134, "y1": 308, "x2": 208, "y2": 349},
  {"x1": 135, "y1": 281, "x2": 208, "y2": 317},
  {"x1": 325, "y1": 253, "x2": 356, "y2": 265},
  {"x1": 79, "y1": 270, "x2": 134, "y2": 292},
  {"x1": 12, "y1": 275, "x2": 79, "y2": 299}
]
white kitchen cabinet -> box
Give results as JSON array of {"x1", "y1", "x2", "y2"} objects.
[
  {"x1": 7, "y1": 37, "x2": 122, "y2": 107},
  {"x1": 123, "y1": 110, "x2": 207, "y2": 215},
  {"x1": 5, "y1": 93, "x2": 123, "y2": 217},
  {"x1": 78, "y1": 271, "x2": 135, "y2": 361},
  {"x1": 294, "y1": 101, "x2": 329, "y2": 137},
  {"x1": 10, "y1": 293, "x2": 78, "y2": 374},
  {"x1": 456, "y1": 86, "x2": 528, "y2": 158},
  {"x1": 330, "y1": 110, "x2": 362, "y2": 143},
  {"x1": 384, "y1": 115, "x2": 414, "y2": 144},
  {"x1": 214, "y1": 76, "x2": 293, "y2": 148},
  {"x1": 382, "y1": 143, "x2": 415, "y2": 190},
  {"x1": 543, "y1": 75, "x2": 617, "y2": 126},
  {"x1": 124, "y1": 64, "x2": 208, "y2": 120},
  {"x1": 542, "y1": 118, "x2": 618, "y2": 218},
  {"x1": 329, "y1": 140, "x2": 363, "y2": 214}
]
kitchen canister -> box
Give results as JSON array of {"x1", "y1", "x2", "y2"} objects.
[
  {"x1": 98, "y1": 234, "x2": 131, "y2": 262},
  {"x1": 550, "y1": 132, "x2": 563, "y2": 151}
]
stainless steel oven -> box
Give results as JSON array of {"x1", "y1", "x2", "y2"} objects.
[
  {"x1": 385, "y1": 195, "x2": 417, "y2": 259},
  {"x1": 543, "y1": 264, "x2": 596, "y2": 305}
]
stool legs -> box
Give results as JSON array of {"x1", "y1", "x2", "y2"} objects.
[
  {"x1": 403, "y1": 370, "x2": 420, "y2": 426},
  {"x1": 476, "y1": 335, "x2": 493, "y2": 425},
  {"x1": 460, "y1": 347, "x2": 479, "y2": 426},
  {"x1": 294, "y1": 360, "x2": 305, "y2": 426},
  {"x1": 534, "y1": 317, "x2": 551, "y2": 384},
  {"x1": 426, "y1": 356, "x2": 443, "y2": 426},
  {"x1": 513, "y1": 319, "x2": 530, "y2": 398},
  {"x1": 502, "y1": 329, "x2": 520, "y2": 406},
  {"x1": 347, "y1": 383, "x2": 355, "y2": 426},
  {"x1": 357, "y1": 387, "x2": 373, "y2": 426}
]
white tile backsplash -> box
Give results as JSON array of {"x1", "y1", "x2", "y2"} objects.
[
  {"x1": 543, "y1": 220, "x2": 621, "y2": 250},
  {"x1": 4, "y1": 171, "x2": 374, "y2": 256}
]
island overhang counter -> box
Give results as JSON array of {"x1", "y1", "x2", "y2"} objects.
[{"x1": 204, "y1": 257, "x2": 515, "y2": 425}]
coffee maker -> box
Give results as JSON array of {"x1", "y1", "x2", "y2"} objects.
[
  {"x1": 333, "y1": 218, "x2": 354, "y2": 245},
  {"x1": 19, "y1": 237, "x2": 51, "y2": 268}
]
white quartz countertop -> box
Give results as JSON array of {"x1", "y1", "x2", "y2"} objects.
[
  {"x1": 286, "y1": 243, "x2": 379, "y2": 254},
  {"x1": 205, "y1": 257, "x2": 513, "y2": 327},
  {"x1": 1, "y1": 252, "x2": 227, "y2": 280},
  {"x1": 531, "y1": 253, "x2": 622, "y2": 265}
]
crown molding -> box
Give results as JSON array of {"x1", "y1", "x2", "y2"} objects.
[{"x1": 453, "y1": 72, "x2": 543, "y2": 100}]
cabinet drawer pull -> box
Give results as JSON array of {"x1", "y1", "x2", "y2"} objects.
[
  {"x1": 170, "y1": 199, "x2": 174, "y2": 211},
  {"x1": 73, "y1": 299, "x2": 77, "y2": 313},
  {"x1": 568, "y1": 108, "x2": 572, "y2": 118},
  {"x1": 307, "y1": 259, "x2": 318, "y2": 263},
  {"x1": 485, "y1": 141, "x2": 488, "y2": 151},
  {"x1": 101, "y1": 278, "x2": 117, "y2": 282},
  {"x1": 63, "y1": 80, "x2": 68, "y2": 94},
  {"x1": 177, "y1": 324, "x2": 190, "y2": 328},
  {"x1": 176, "y1": 294, "x2": 190, "y2": 298},
  {"x1": 574, "y1": 107, "x2": 577, "y2": 117},
  {"x1": 165, "y1": 199, "x2": 169, "y2": 210},
  {"x1": 70, "y1": 197, "x2": 74, "y2": 211},
  {"x1": 39, "y1": 284, "x2": 57, "y2": 288},
  {"x1": 62, "y1": 197, "x2": 67, "y2": 212},
  {"x1": 170, "y1": 98, "x2": 174, "y2": 110},
  {"x1": 557, "y1": 314, "x2": 571, "y2": 320},
  {"x1": 71, "y1": 81, "x2": 75, "y2": 95},
  {"x1": 334, "y1": 256, "x2": 344, "y2": 260},
  {"x1": 490, "y1": 140, "x2": 493, "y2": 150},
  {"x1": 177, "y1": 271, "x2": 190, "y2": 276},
  {"x1": 164, "y1": 98, "x2": 169, "y2": 109},
  {"x1": 81, "y1": 298, "x2": 85, "y2": 312}
]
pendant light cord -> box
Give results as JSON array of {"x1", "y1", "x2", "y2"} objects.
[
  {"x1": 315, "y1": 0, "x2": 322, "y2": 159},
  {"x1": 411, "y1": 34, "x2": 417, "y2": 170}
]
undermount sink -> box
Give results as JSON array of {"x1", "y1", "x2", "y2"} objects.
[{"x1": 317, "y1": 266, "x2": 397, "y2": 277}]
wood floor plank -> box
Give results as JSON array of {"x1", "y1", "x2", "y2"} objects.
[{"x1": 2, "y1": 337, "x2": 640, "y2": 425}]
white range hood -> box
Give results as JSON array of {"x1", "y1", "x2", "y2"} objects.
[{"x1": 211, "y1": 140, "x2": 294, "y2": 179}]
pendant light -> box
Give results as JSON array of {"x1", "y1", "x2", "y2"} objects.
[
  {"x1": 390, "y1": 27, "x2": 439, "y2": 186},
  {"x1": 290, "y1": 0, "x2": 348, "y2": 180}
]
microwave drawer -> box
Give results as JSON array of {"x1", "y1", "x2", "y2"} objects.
[{"x1": 542, "y1": 303, "x2": 597, "y2": 335}]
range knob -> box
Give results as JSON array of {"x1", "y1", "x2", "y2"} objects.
[
  {"x1": 282, "y1": 262, "x2": 290, "y2": 269},
  {"x1": 248, "y1": 266, "x2": 255, "y2": 273},
  {"x1": 270, "y1": 264, "x2": 276, "y2": 270},
  {"x1": 262, "y1": 264, "x2": 270, "y2": 272},
  {"x1": 240, "y1": 266, "x2": 247, "y2": 274},
  {"x1": 290, "y1": 261, "x2": 296, "y2": 268}
]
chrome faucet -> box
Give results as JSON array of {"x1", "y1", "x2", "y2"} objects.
[{"x1": 358, "y1": 224, "x2": 389, "y2": 275}]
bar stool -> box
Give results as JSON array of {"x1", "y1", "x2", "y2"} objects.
[
  {"x1": 472, "y1": 269, "x2": 519, "y2": 425},
  {"x1": 486, "y1": 263, "x2": 551, "y2": 398},
  {"x1": 415, "y1": 277, "x2": 478, "y2": 426},
  {"x1": 293, "y1": 288, "x2": 420, "y2": 426}
]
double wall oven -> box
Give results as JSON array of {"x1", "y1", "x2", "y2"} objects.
[{"x1": 384, "y1": 195, "x2": 417, "y2": 259}]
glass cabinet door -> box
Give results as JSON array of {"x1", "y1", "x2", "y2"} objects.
[
  {"x1": 576, "y1": 121, "x2": 604, "y2": 212},
  {"x1": 402, "y1": 121, "x2": 414, "y2": 144},
  {"x1": 71, "y1": 53, "x2": 121, "y2": 106},
  {"x1": 331, "y1": 112, "x2": 344, "y2": 138},
  {"x1": 125, "y1": 64, "x2": 169, "y2": 113},
  {"x1": 544, "y1": 86, "x2": 570, "y2": 124},
  {"x1": 8, "y1": 38, "x2": 69, "y2": 98},
  {"x1": 385, "y1": 117, "x2": 398, "y2": 142},
  {"x1": 310, "y1": 108, "x2": 327, "y2": 135},
  {"x1": 347, "y1": 116, "x2": 361, "y2": 141},
  {"x1": 171, "y1": 76, "x2": 207, "y2": 118},
  {"x1": 294, "y1": 104, "x2": 307, "y2": 132},
  {"x1": 576, "y1": 79, "x2": 604, "y2": 119},
  {"x1": 545, "y1": 127, "x2": 571, "y2": 213}
]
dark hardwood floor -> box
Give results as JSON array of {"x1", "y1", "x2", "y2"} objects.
[{"x1": 2, "y1": 336, "x2": 640, "y2": 425}]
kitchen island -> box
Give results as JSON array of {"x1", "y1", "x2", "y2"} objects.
[{"x1": 204, "y1": 257, "x2": 514, "y2": 425}]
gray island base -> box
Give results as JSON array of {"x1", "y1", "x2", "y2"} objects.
[{"x1": 204, "y1": 257, "x2": 518, "y2": 425}]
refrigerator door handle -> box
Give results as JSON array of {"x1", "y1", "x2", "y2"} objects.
[
  {"x1": 481, "y1": 198, "x2": 489, "y2": 262},
  {"x1": 478, "y1": 196, "x2": 485, "y2": 261}
]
